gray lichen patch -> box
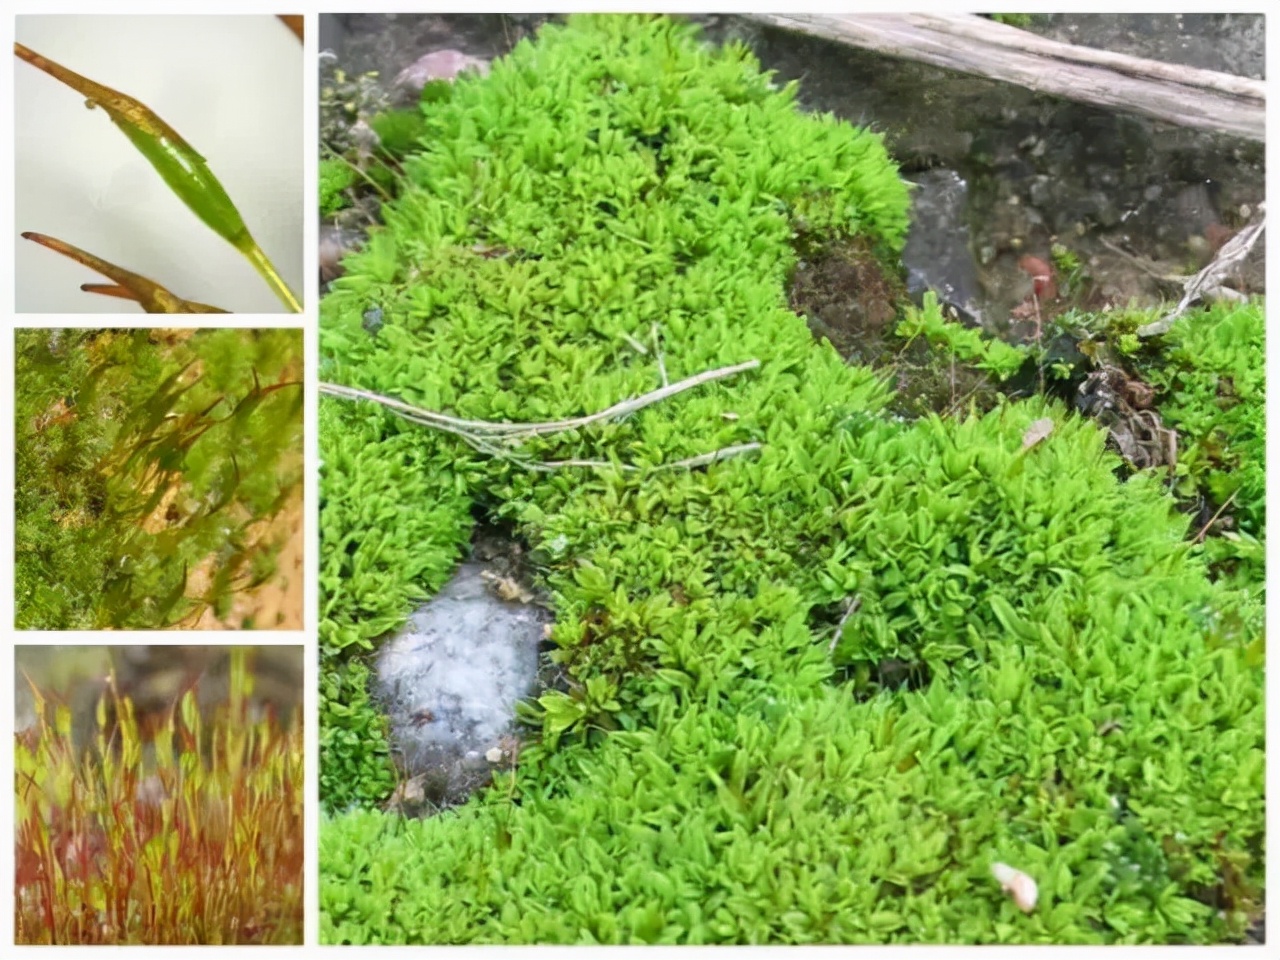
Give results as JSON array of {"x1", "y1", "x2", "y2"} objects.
[{"x1": 374, "y1": 561, "x2": 549, "y2": 811}]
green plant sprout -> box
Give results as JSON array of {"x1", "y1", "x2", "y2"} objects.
[
  {"x1": 896, "y1": 292, "x2": 1029, "y2": 380},
  {"x1": 14, "y1": 39, "x2": 301, "y2": 313}
]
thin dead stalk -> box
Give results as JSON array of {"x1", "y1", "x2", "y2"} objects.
[
  {"x1": 318, "y1": 359, "x2": 759, "y2": 440},
  {"x1": 662, "y1": 442, "x2": 761, "y2": 471},
  {"x1": 829, "y1": 595, "x2": 862, "y2": 654},
  {"x1": 1194, "y1": 490, "x2": 1239, "y2": 544},
  {"x1": 319, "y1": 359, "x2": 763, "y2": 473}
]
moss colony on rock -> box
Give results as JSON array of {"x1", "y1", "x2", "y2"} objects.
[{"x1": 318, "y1": 15, "x2": 1263, "y2": 945}]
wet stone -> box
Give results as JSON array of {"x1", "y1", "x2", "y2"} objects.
[
  {"x1": 375, "y1": 562, "x2": 549, "y2": 808},
  {"x1": 902, "y1": 169, "x2": 984, "y2": 325},
  {"x1": 393, "y1": 49, "x2": 490, "y2": 99}
]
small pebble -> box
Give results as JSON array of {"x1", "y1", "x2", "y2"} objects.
[
  {"x1": 394, "y1": 50, "x2": 490, "y2": 95},
  {"x1": 991, "y1": 862, "x2": 1039, "y2": 913},
  {"x1": 319, "y1": 223, "x2": 366, "y2": 285}
]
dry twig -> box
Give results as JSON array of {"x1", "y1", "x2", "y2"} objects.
[
  {"x1": 1193, "y1": 490, "x2": 1239, "y2": 544},
  {"x1": 319, "y1": 359, "x2": 758, "y2": 440},
  {"x1": 829, "y1": 596, "x2": 862, "y2": 654},
  {"x1": 1137, "y1": 212, "x2": 1265, "y2": 337},
  {"x1": 318, "y1": 359, "x2": 763, "y2": 473}
]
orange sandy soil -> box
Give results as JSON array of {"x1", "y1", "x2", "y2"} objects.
[{"x1": 183, "y1": 485, "x2": 304, "y2": 631}]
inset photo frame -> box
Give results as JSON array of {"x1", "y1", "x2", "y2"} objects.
[{"x1": 14, "y1": 15, "x2": 304, "y2": 314}]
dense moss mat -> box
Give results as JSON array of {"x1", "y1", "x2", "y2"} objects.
[
  {"x1": 15, "y1": 328, "x2": 303, "y2": 629},
  {"x1": 318, "y1": 14, "x2": 1262, "y2": 944},
  {"x1": 1143, "y1": 300, "x2": 1265, "y2": 589}
]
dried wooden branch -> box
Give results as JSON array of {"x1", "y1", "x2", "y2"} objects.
[
  {"x1": 319, "y1": 359, "x2": 763, "y2": 473},
  {"x1": 744, "y1": 13, "x2": 1264, "y2": 142},
  {"x1": 1137, "y1": 211, "x2": 1265, "y2": 337}
]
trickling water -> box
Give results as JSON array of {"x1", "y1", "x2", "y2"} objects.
[{"x1": 903, "y1": 168, "x2": 983, "y2": 324}]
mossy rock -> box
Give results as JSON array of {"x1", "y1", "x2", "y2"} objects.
[{"x1": 318, "y1": 14, "x2": 1262, "y2": 944}]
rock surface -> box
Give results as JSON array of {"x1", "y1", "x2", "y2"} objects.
[{"x1": 902, "y1": 169, "x2": 983, "y2": 325}]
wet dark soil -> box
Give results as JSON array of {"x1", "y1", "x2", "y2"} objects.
[{"x1": 789, "y1": 238, "x2": 902, "y2": 366}]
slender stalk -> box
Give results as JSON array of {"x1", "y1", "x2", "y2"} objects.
[
  {"x1": 318, "y1": 359, "x2": 761, "y2": 439},
  {"x1": 240, "y1": 241, "x2": 303, "y2": 313},
  {"x1": 21, "y1": 232, "x2": 228, "y2": 313}
]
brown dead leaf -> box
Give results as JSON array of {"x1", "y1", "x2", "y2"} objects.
[
  {"x1": 384, "y1": 774, "x2": 427, "y2": 813},
  {"x1": 34, "y1": 397, "x2": 76, "y2": 432},
  {"x1": 1021, "y1": 418, "x2": 1054, "y2": 451}
]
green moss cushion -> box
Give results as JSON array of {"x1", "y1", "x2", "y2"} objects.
[{"x1": 318, "y1": 14, "x2": 1263, "y2": 944}]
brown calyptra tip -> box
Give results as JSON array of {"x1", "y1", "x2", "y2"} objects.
[{"x1": 277, "y1": 15, "x2": 304, "y2": 43}]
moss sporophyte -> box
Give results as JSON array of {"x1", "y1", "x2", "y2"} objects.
[
  {"x1": 15, "y1": 329, "x2": 304, "y2": 629},
  {"x1": 14, "y1": 40, "x2": 301, "y2": 313},
  {"x1": 15, "y1": 652, "x2": 304, "y2": 945},
  {"x1": 21, "y1": 233, "x2": 229, "y2": 313},
  {"x1": 316, "y1": 14, "x2": 1263, "y2": 945}
]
